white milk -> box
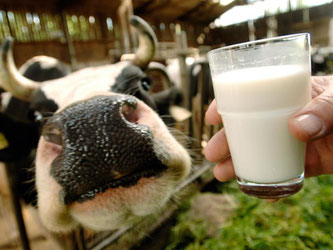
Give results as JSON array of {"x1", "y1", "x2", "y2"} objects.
[{"x1": 212, "y1": 65, "x2": 311, "y2": 183}]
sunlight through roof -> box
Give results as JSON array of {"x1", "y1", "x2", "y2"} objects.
[{"x1": 214, "y1": 0, "x2": 333, "y2": 27}]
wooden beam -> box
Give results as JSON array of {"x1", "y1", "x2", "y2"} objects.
[
  {"x1": 61, "y1": 11, "x2": 78, "y2": 70},
  {"x1": 118, "y1": 0, "x2": 132, "y2": 53},
  {"x1": 175, "y1": 30, "x2": 190, "y2": 134},
  {"x1": 4, "y1": 8, "x2": 13, "y2": 37},
  {"x1": 133, "y1": 0, "x2": 155, "y2": 15},
  {"x1": 177, "y1": 1, "x2": 207, "y2": 22},
  {"x1": 139, "y1": 0, "x2": 172, "y2": 15},
  {"x1": 127, "y1": 0, "x2": 137, "y2": 49}
]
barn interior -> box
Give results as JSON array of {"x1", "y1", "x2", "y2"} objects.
[{"x1": 0, "y1": 0, "x2": 333, "y2": 249}]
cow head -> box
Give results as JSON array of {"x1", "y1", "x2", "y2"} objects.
[{"x1": 0, "y1": 16, "x2": 191, "y2": 232}]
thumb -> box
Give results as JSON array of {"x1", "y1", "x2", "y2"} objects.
[{"x1": 289, "y1": 84, "x2": 333, "y2": 142}]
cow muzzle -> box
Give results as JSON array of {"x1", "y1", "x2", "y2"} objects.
[{"x1": 42, "y1": 95, "x2": 167, "y2": 205}]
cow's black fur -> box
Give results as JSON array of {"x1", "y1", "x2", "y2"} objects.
[
  {"x1": 0, "y1": 112, "x2": 39, "y2": 205},
  {"x1": 30, "y1": 89, "x2": 59, "y2": 117},
  {"x1": 0, "y1": 112, "x2": 39, "y2": 162},
  {"x1": 112, "y1": 65, "x2": 157, "y2": 110},
  {"x1": 0, "y1": 57, "x2": 70, "y2": 205},
  {"x1": 20, "y1": 59, "x2": 70, "y2": 82}
]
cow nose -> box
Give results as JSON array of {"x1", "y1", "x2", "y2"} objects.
[
  {"x1": 46, "y1": 95, "x2": 166, "y2": 204},
  {"x1": 43, "y1": 95, "x2": 139, "y2": 151}
]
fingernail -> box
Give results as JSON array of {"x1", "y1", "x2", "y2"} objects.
[{"x1": 294, "y1": 114, "x2": 325, "y2": 137}]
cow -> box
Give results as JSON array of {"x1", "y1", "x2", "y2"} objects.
[
  {"x1": 19, "y1": 55, "x2": 71, "y2": 82},
  {"x1": 146, "y1": 62, "x2": 187, "y2": 125},
  {"x1": 165, "y1": 57, "x2": 215, "y2": 149},
  {"x1": 0, "y1": 16, "x2": 191, "y2": 233},
  {"x1": 311, "y1": 46, "x2": 333, "y2": 75},
  {"x1": 1, "y1": 55, "x2": 71, "y2": 125},
  {"x1": 1, "y1": 55, "x2": 70, "y2": 109},
  {"x1": 0, "y1": 55, "x2": 71, "y2": 210}
]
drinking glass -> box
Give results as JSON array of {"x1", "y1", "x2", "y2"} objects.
[{"x1": 208, "y1": 33, "x2": 311, "y2": 199}]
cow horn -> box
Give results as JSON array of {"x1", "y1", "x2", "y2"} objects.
[
  {"x1": 129, "y1": 16, "x2": 157, "y2": 69},
  {"x1": 0, "y1": 37, "x2": 39, "y2": 102}
]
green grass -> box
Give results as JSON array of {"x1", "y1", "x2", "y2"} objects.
[{"x1": 166, "y1": 175, "x2": 333, "y2": 250}]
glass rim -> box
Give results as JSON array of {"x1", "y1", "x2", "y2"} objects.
[{"x1": 208, "y1": 33, "x2": 310, "y2": 56}]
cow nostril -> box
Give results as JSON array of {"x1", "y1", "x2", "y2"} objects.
[
  {"x1": 42, "y1": 124, "x2": 63, "y2": 146},
  {"x1": 121, "y1": 103, "x2": 139, "y2": 123}
]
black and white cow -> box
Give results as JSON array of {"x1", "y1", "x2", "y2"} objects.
[
  {"x1": 1, "y1": 54, "x2": 70, "y2": 127},
  {"x1": 0, "y1": 55, "x2": 71, "y2": 207},
  {"x1": 0, "y1": 55, "x2": 70, "y2": 113},
  {"x1": 0, "y1": 16, "x2": 191, "y2": 232},
  {"x1": 311, "y1": 47, "x2": 333, "y2": 75},
  {"x1": 19, "y1": 55, "x2": 71, "y2": 82}
]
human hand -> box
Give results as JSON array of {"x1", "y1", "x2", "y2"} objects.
[{"x1": 204, "y1": 75, "x2": 333, "y2": 182}]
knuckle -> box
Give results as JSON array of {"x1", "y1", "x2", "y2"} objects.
[{"x1": 314, "y1": 91, "x2": 333, "y2": 108}]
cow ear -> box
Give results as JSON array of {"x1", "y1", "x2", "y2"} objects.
[{"x1": 29, "y1": 89, "x2": 58, "y2": 117}]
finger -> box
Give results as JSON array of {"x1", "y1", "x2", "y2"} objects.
[
  {"x1": 289, "y1": 83, "x2": 333, "y2": 142},
  {"x1": 304, "y1": 137, "x2": 333, "y2": 177},
  {"x1": 214, "y1": 157, "x2": 235, "y2": 182},
  {"x1": 204, "y1": 128, "x2": 230, "y2": 163},
  {"x1": 311, "y1": 76, "x2": 333, "y2": 98},
  {"x1": 205, "y1": 99, "x2": 222, "y2": 125}
]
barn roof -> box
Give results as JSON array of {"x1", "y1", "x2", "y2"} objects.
[{"x1": 0, "y1": 0, "x2": 246, "y2": 24}]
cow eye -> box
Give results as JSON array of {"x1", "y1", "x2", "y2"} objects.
[
  {"x1": 141, "y1": 77, "x2": 152, "y2": 91},
  {"x1": 34, "y1": 111, "x2": 54, "y2": 124},
  {"x1": 42, "y1": 125, "x2": 63, "y2": 146}
]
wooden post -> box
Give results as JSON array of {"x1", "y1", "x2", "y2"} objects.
[
  {"x1": 175, "y1": 30, "x2": 190, "y2": 109},
  {"x1": 175, "y1": 29, "x2": 190, "y2": 135},
  {"x1": 22, "y1": 9, "x2": 33, "y2": 42},
  {"x1": 329, "y1": 18, "x2": 333, "y2": 46},
  {"x1": 5, "y1": 163, "x2": 31, "y2": 250},
  {"x1": 267, "y1": 16, "x2": 277, "y2": 38},
  {"x1": 127, "y1": 0, "x2": 137, "y2": 49},
  {"x1": 248, "y1": 19, "x2": 255, "y2": 41},
  {"x1": 118, "y1": 0, "x2": 131, "y2": 54},
  {"x1": 97, "y1": 13, "x2": 110, "y2": 59},
  {"x1": 61, "y1": 11, "x2": 78, "y2": 70},
  {"x1": 5, "y1": 9, "x2": 14, "y2": 37}
]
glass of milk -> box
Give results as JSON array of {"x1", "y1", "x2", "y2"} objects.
[{"x1": 207, "y1": 33, "x2": 311, "y2": 199}]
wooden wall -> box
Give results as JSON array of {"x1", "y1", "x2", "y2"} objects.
[
  {"x1": 13, "y1": 41, "x2": 70, "y2": 67},
  {"x1": 210, "y1": 3, "x2": 333, "y2": 47},
  {"x1": 4, "y1": 2, "x2": 333, "y2": 68}
]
